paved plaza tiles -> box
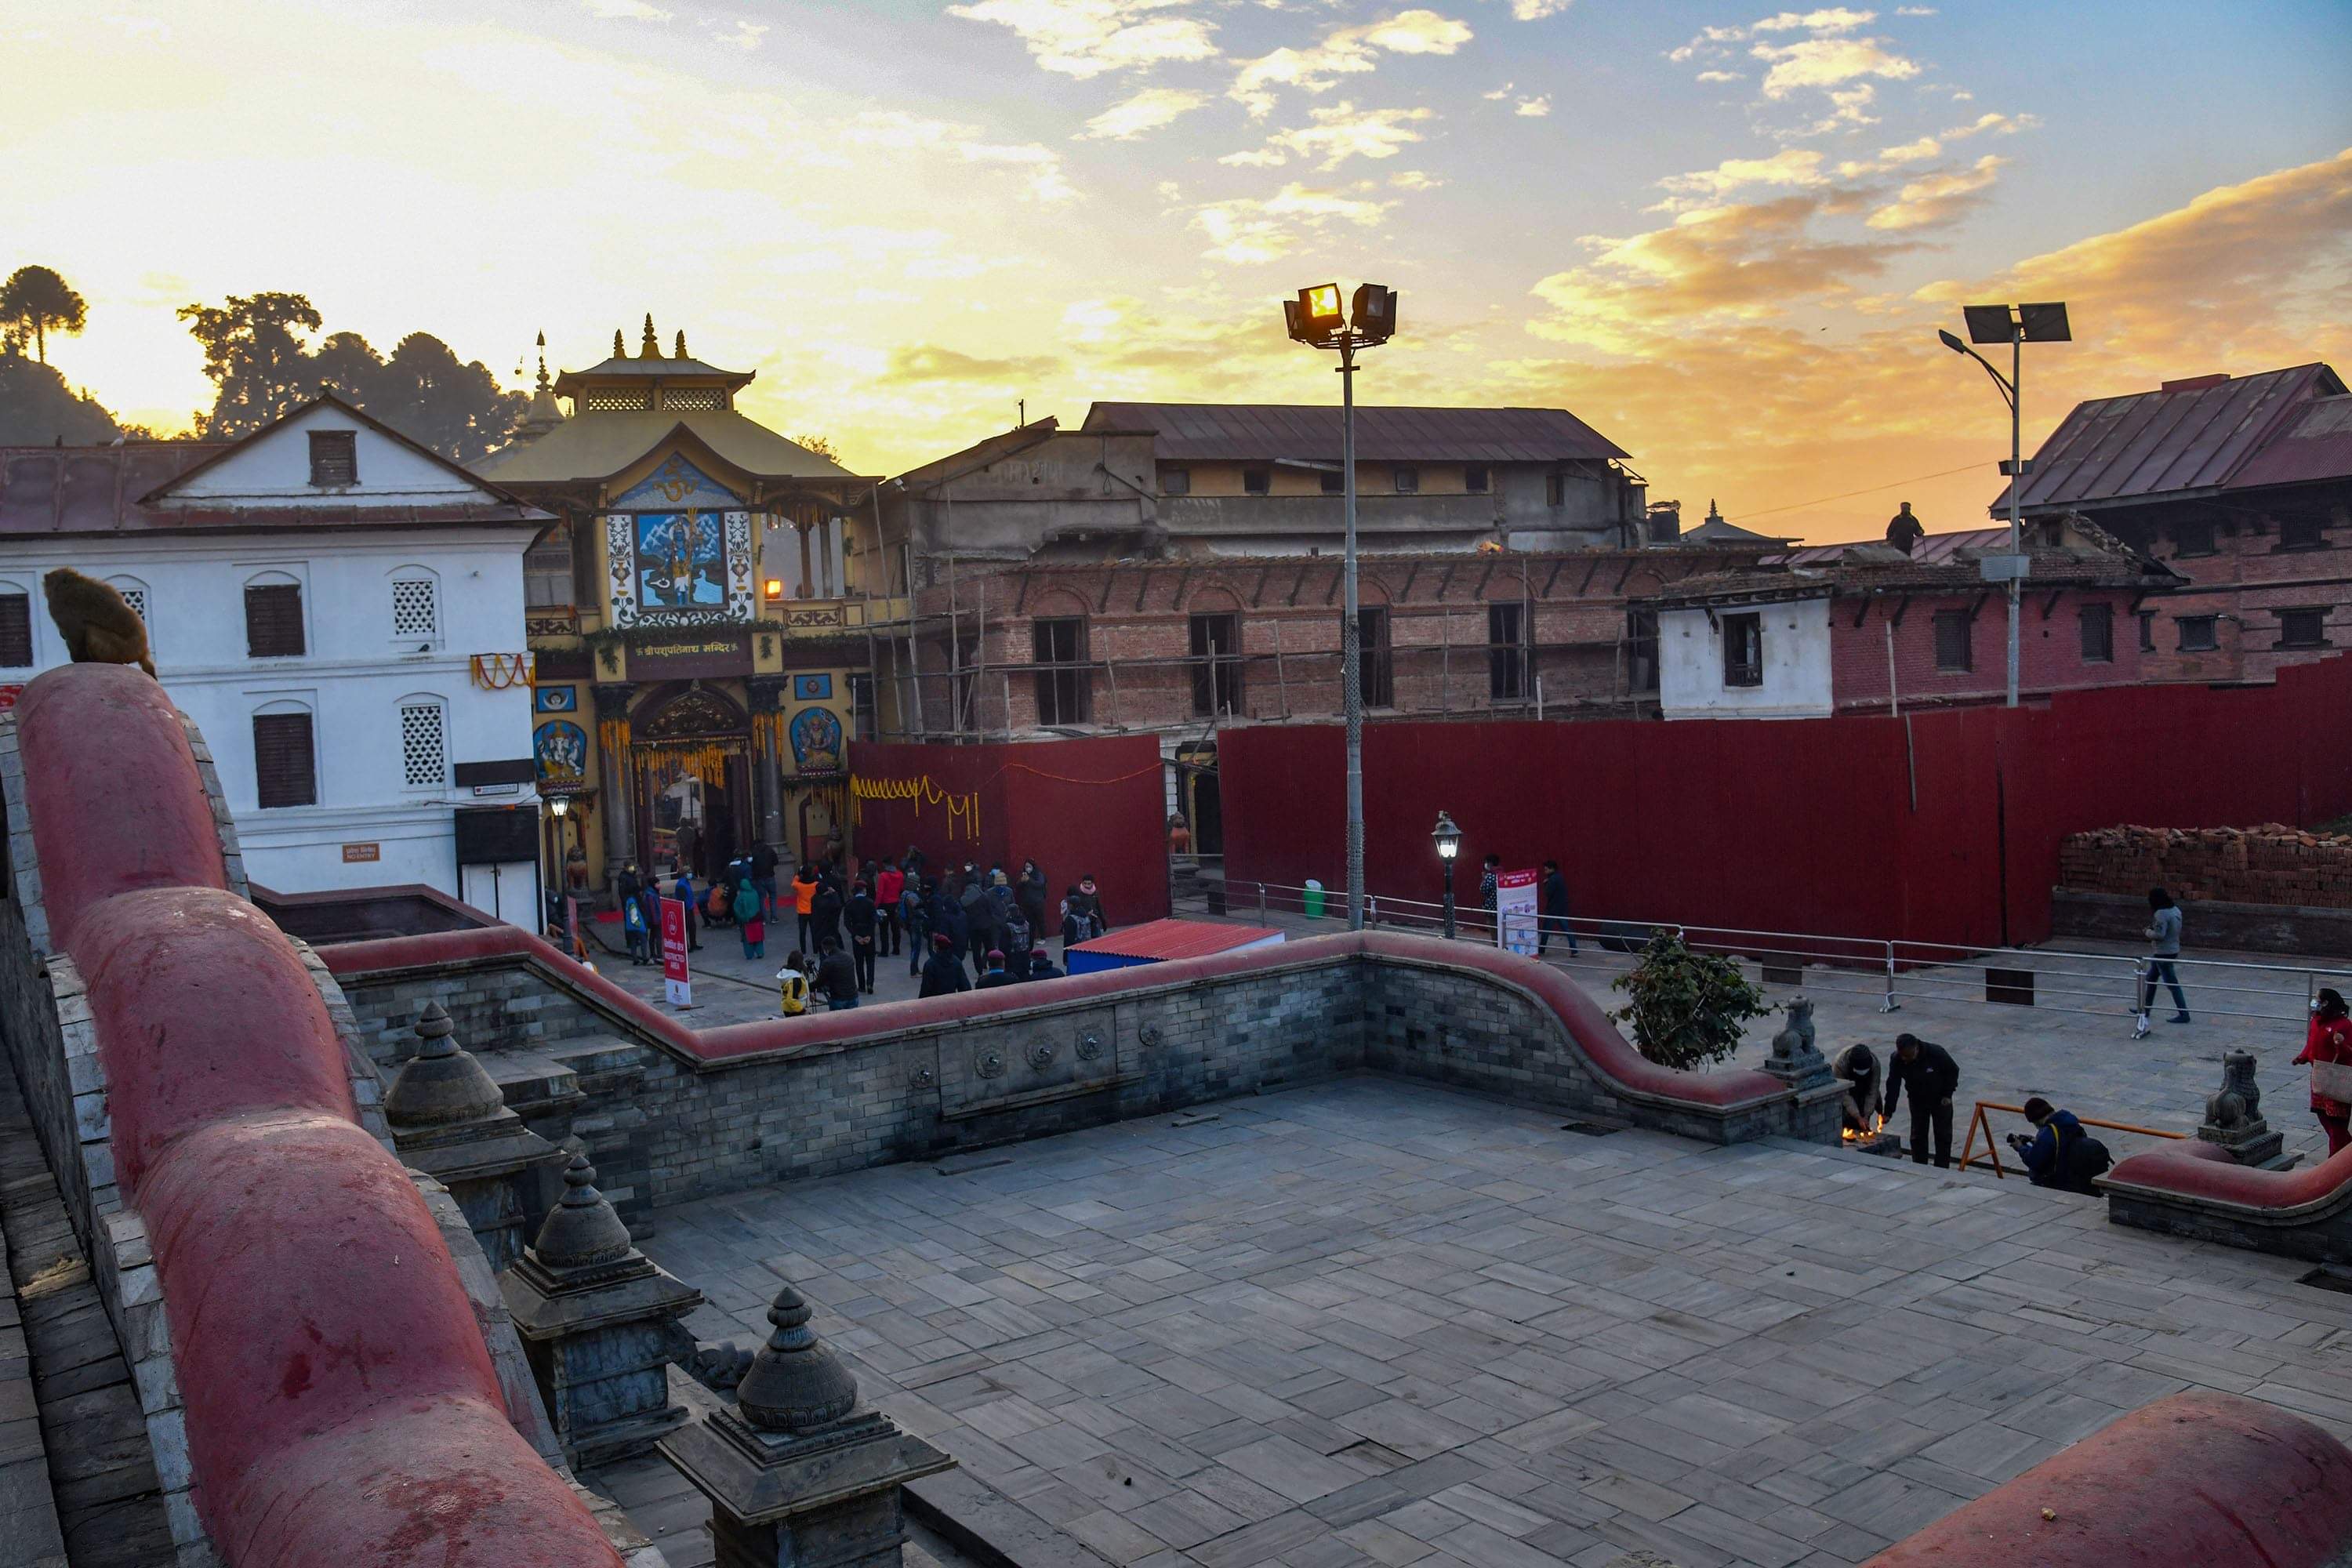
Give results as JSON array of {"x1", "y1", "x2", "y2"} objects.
[{"x1": 638, "y1": 1077, "x2": 2352, "y2": 1568}]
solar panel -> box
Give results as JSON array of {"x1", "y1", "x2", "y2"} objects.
[
  {"x1": 2018, "y1": 302, "x2": 2071, "y2": 343},
  {"x1": 1962, "y1": 304, "x2": 2015, "y2": 345}
]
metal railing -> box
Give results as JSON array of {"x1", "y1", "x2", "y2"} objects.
[{"x1": 1171, "y1": 869, "x2": 2352, "y2": 1033}]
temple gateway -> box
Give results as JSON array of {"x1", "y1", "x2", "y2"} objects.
[{"x1": 481, "y1": 320, "x2": 884, "y2": 891}]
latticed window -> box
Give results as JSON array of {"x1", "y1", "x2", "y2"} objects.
[
  {"x1": 0, "y1": 593, "x2": 33, "y2": 667},
  {"x1": 391, "y1": 578, "x2": 438, "y2": 641},
  {"x1": 113, "y1": 585, "x2": 147, "y2": 625},
  {"x1": 400, "y1": 702, "x2": 445, "y2": 789},
  {"x1": 585, "y1": 390, "x2": 651, "y2": 412},
  {"x1": 662, "y1": 388, "x2": 724, "y2": 410}
]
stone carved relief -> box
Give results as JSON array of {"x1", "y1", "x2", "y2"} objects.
[
  {"x1": 1137, "y1": 1023, "x2": 1163, "y2": 1048},
  {"x1": 1026, "y1": 1042, "x2": 1056, "y2": 1070},
  {"x1": 975, "y1": 1047, "x2": 1006, "y2": 1080},
  {"x1": 1075, "y1": 1030, "x2": 1103, "y2": 1062},
  {"x1": 909, "y1": 1066, "x2": 937, "y2": 1091}
]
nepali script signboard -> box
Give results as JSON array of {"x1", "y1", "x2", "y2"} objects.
[
  {"x1": 1496, "y1": 868, "x2": 1540, "y2": 956},
  {"x1": 660, "y1": 896, "x2": 692, "y2": 1007}
]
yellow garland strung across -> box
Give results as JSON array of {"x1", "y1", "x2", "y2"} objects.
[
  {"x1": 470, "y1": 652, "x2": 535, "y2": 690},
  {"x1": 850, "y1": 773, "x2": 981, "y2": 842},
  {"x1": 637, "y1": 741, "x2": 745, "y2": 806}
]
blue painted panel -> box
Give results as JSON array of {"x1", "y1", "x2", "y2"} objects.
[
  {"x1": 615, "y1": 454, "x2": 742, "y2": 511},
  {"x1": 1065, "y1": 949, "x2": 1156, "y2": 975}
]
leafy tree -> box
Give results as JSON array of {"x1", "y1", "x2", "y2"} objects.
[
  {"x1": 1610, "y1": 930, "x2": 1771, "y2": 1071},
  {"x1": 0, "y1": 267, "x2": 88, "y2": 365},
  {"x1": 0, "y1": 350, "x2": 121, "y2": 445},
  {"x1": 178, "y1": 292, "x2": 322, "y2": 440},
  {"x1": 178, "y1": 295, "x2": 521, "y2": 462}
]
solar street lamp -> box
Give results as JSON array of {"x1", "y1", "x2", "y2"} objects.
[
  {"x1": 1937, "y1": 301, "x2": 2071, "y2": 707},
  {"x1": 1432, "y1": 810, "x2": 1461, "y2": 940},
  {"x1": 1284, "y1": 281, "x2": 1399, "y2": 932}
]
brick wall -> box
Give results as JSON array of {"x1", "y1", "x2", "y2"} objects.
[
  {"x1": 1827, "y1": 585, "x2": 2145, "y2": 710},
  {"x1": 2060, "y1": 824, "x2": 2352, "y2": 909},
  {"x1": 335, "y1": 942, "x2": 1824, "y2": 1213}
]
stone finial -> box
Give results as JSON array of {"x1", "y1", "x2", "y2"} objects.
[
  {"x1": 735, "y1": 1283, "x2": 858, "y2": 1434},
  {"x1": 612, "y1": 327, "x2": 626, "y2": 358},
  {"x1": 641, "y1": 313, "x2": 659, "y2": 358},
  {"x1": 674, "y1": 328, "x2": 689, "y2": 359},
  {"x1": 529, "y1": 1152, "x2": 635, "y2": 1272},
  {"x1": 384, "y1": 1003, "x2": 505, "y2": 1129}
]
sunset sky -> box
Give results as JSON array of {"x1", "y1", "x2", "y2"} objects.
[{"x1": 5, "y1": 0, "x2": 2347, "y2": 540}]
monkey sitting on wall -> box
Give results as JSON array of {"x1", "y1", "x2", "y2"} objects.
[{"x1": 43, "y1": 568, "x2": 155, "y2": 678}]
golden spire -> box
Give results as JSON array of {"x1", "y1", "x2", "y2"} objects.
[
  {"x1": 641, "y1": 313, "x2": 659, "y2": 358},
  {"x1": 675, "y1": 328, "x2": 688, "y2": 359},
  {"x1": 612, "y1": 327, "x2": 625, "y2": 358},
  {"x1": 534, "y1": 330, "x2": 550, "y2": 393}
]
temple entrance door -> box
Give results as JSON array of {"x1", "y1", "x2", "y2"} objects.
[{"x1": 630, "y1": 684, "x2": 755, "y2": 882}]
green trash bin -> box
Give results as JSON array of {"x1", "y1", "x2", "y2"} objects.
[{"x1": 1303, "y1": 878, "x2": 1325, "y2": 919}]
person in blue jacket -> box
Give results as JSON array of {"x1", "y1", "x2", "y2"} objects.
[{"x1": 2008, "y1": 1097, "x2": 2105, "y2": 1194}]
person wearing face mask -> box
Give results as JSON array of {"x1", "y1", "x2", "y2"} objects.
[{"x1": 2296, "y1": 988, "x2": 2352, "y2": 1157}]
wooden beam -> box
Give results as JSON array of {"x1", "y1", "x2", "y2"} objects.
[
  {"x1": 1541, "y1": 558, "x2": 1566, "y2": 597},
  {"x1": 1436, "y1": 561, "x2": 1460, "y2": 599},
  {"x1": 1134, "y1": 565, "x2": 1156, "y2": 612},
  {"x1": 1577, "y1": 559, "x2": 1602, "y2": 596},
  {"x1": 1475, "y1": 560, "x2": 1497, "y2": 599},
  {"x1": 1323, "y1": 567, "x2": 1342, "y2": 606},
  {"x1": 1613, "y1": 560, "x2": 1638, "y2": 592},
  {"x1": 2040, "y1": 589, "x2": 2063, "y2": 619},
  {"x1": 1889, "y1": 593, "x2": 1913, "y2": 629},
  {"x1": 1252, "y1": 565, "x2": 1273, "y2": 606},
  {"x1": 1398, "y1": 561, "x2": 1421, "y2": 601},
  {"x1": 1850, "y1": 597, "x2": 1871, "y2": 630},
  {"x1": 1012, "y1": 572, "x2": 1033, "y2": 615},
  {"x1": 1096, "y1": 568, "x2": 1117, "y2": 615},
  {"x1": 1166, "y1": 566, "x2": 1192, "y2": 615},
  {"x1": 1287, "y1": 565, "x2": 1309, "y2": 607}
]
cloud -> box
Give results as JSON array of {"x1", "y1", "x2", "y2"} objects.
[
  {"x1": 1515, "y1": 94, "x2": 1552, "y2": 117},
  {"x1": 1511, "y1": 0, "x2": 1573, "y2": 16},
  {"x1": 1943, "y1": 110, "x2": 2037, "y2": 141},
  {"x1": 1530, "y1": 193, "x2": 1922, "y2": 352},
  {"x1": 1192, "y1": 181, "x2": 1392, "y2": 263},
  {"x1": 1080, "y1": 86, "x2": 1210, "y2": 139},
  {"x1": 99, "y1": 14, "x2": 171, "y2": 42},
  {"x1": 1866, "y1": 152, "x2": 2004, "y2": 229},
  {"x1": 1229, "y1": 8, "x2": 1472, "y2": 115},
  {"x1": 1389, "y1": 169, "x2": 1443, "y2": 189},
  {"x1": 1751, "y1": 34, "x2": 1918, "y2": 96},
  {"x1": 1226, "y1": 100, "x2": 1434, "y2": 169},
  {"x1": 883, "y1": 344, "x2": 1062, "y2": 383},
  {"x1": 847, "y1": 111, "x2": 1077, "y2": 201},
  {"x1": 1656, "y1": 148, "x2": 1826, "y2": 207},
  {"x1": 1695, "y1": 70, "x2": 1744, "y2": 83},
  {"x1": 710, "y1": 18, "x2": 767, "y2": 49},
  {"x1": 579, "y1": 0, "x2": 670, "y2": 16},
  {"x1": 1482, "y1": 82, "x2": 1513, "y2": 100},
  {"x1": 946, "y1": 0, "x2": 1218, "y2": 78}
]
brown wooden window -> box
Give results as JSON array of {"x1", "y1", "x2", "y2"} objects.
[
  {"x1": 2177, "y1": 615, "x2": 2219, "y2": 652},
  {"x1": 1487, "y1": 601, "x2": 1527, "y2": 699},
  {"x1": 2079, "y1": 603, "x2": 2113, "y2": 663},
  {"x1": 1393, "y1": 466, "x2": 1420, "y2": 495},
  {"x1": 1032, "y1": 616, "x2": 1089, "y2": 725},
  {"x1": 1162, "y1": 466, "x2": 1191, "y2": 496},
  {"x1": 1356, "y1": 605, "x2": 1393, "y2": 708},
  {"x1": 1189, "y1": 613, "x2": 1242, "y2": 716},
  {"x1": 0, "y1": 594, "x2": 30, "y2": 667},
  {"x1": 1319, "y1": 468, "x2": 1344, "y2": 495},
  {"x1": 2279, "y1": 608, "x2": 2328, "y2": 648},
  {"x1": 252, "y1": 711, "x2": 317, "y2": 808},
  {"x1": 524, "y1": 526, "x2": 575, "y2": 608},
  {"x1": 1722, "y1": 612, "x2": 1762, "y2": 688},
  {"x1": 308, "y1": 430, "x2": 357, "y2": 486},
  {"x1": 1465, "y1": 466, "x2": 1490, "y2": 495},
  {"x1": 2279, "y1": 515, "x2": 2326, "y2": 551},
  {"x1": 1242, "y1": 469, "x2": 1271, "y2": 496},
  {"x1": 245, "y1": 583, "x2": 305, "y2": 657},
  {"x1": 1627, "y1": 608, "x2": 1660, "y2": 693},
  {"x1": 2171, "y1": 518, "x2": 2216, "y2": 557},
  {"x1": 1933, "y1": 609, "x2": 1973, "y2": 672}
]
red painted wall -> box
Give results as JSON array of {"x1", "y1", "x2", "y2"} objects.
[
  {"x1": 848, "y1": 735, "x2": 1171, "y2": 922},
  {"x1": 1219, "y1": 655, "x2": 2352, "y2": 948},
  {"x1": 1829, "y1": 586, "x2": 2147, "y2": 710}
]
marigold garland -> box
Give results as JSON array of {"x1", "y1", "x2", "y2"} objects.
[{"x1": 470, "y1": 652, "x2": 535, "y2": 690}]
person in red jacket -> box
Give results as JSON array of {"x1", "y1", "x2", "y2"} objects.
[
  {"x1": 874, "y1": 858, "x2": 906, "y2": 958},
  {"x1": 2295, "y1": 987, "x2": 2352, "y2": 1157}
]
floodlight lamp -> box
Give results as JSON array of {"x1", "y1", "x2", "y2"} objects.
[
  {"x1": 1294, "y1": 283, "x2": 1345, "y2": 342},
  {"x1": 764, "y1": 577, "x2": 784, "y2": 598},
  {"x1": 1351, "y1": 284, "x2": 1398, "y2": 342},
  {"x1": 1432, "y1": 809, "x2": 1461, "y2": 861},
  {"x1": 1937, "y1": 329, "x2": 1966, "y2": 354},
  {"x1": 2017, "y1": 301, "x2": 2071, "y2": 343},
  {"x1": 1962, "y1": 303, "x2": 2016, "y2": 345}
]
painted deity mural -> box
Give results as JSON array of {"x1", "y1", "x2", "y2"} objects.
[
  {"x1": 788, "y1": 706, "x2": 843, "y2": 773},
  {"x1": 535, "y1": 720, "x2": 589, "y2": 790},
  {"x1": 633, "y1": 512, "x2": 726, "y2": 609}
]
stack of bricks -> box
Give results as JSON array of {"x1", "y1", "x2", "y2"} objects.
[{"x1": 2060, "y1": 824, "x2": 2352, "y2": 909}]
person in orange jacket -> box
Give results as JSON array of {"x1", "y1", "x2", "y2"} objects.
[
  {"x1": 792, "y1": 862, "x2": 820, "y2": 953},
  {"x1": 2295, "y1": 987, "x2": 2352, "y2": 1157}
]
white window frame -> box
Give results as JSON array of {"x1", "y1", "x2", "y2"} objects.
[
  {"x1": 239, "y1": 565, "x2": 312, "y2": 661},
  {"x1": 388, "y1": 565, "x2": 442, "y2": 649},
  {"x1": 250, "y1": 693, "x2": 321, "y2": 810},
  {"x1": 396, "y1": 692, "x2": 449, "y2": 793}
]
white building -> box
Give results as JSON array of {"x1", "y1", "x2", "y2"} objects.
[{"x1": 0, "y1": 394, "x2": 552, "y2": 914}]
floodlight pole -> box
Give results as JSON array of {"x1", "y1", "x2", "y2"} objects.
[
  {"x1": 2005, "y1": 327, "x2": 2024, "y2": 707},
  {"x1": 1339, "y1": 336, "x2": 1364, "y2": 931}
]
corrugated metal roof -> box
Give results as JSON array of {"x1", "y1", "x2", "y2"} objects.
[
  {"x1": 2228, "y1": 394, "x2": 2352, "y2": 490},
  {"x1": 1646, "y1": 550, "x2": 2176, "y2": 605},
  {"x1": 1081, "y1": 402, "x2": 1628, "y2": 464},
  {"x1": 1780, "y1": 527, "x2": 2007, "y2": 565},
  {"x1": 0, "y1": 442, "x2": 547, "y2": 535},
  {"x1": 2003, "y1": 363, "x2": 2346, "y2": 514}
]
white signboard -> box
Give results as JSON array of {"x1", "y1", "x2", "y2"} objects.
[{"x1": 1496, "y1": 868, "x2": 1541, "y2": 957}]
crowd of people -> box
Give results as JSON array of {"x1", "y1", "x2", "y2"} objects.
[{"x1": 603, "y1": 846, "x2": 1113, "y2": 1015}]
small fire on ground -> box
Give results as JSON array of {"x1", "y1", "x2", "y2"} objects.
[
  {"x1": 1842, "y1": 1113, "x2": 1886, "y2": 1144},
  {"x1": 1844, "y1": 1114, "x2": 1901, "y2": 1156}
]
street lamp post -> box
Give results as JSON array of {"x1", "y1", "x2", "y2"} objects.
[
  {"x1": 1286, "y1": 283, "x2": 1398, "y2": 931},
  {"x1": 1432, "y1": 810, "x2": 1461, "y2": 941},
  {"x1": 1937, "y1": 301, "x2": 2071, "y2": 708}
]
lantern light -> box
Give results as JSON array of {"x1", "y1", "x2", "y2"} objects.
[
  {"x1": 549, "y1": 796, "x2": 569, "y2": 818},
  {"x1": 1432, "y1": 810, "x2": 1461, "y2": 861}
]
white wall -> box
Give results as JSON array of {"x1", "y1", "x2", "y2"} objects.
[
  {"x1": 0, "y1": 528, "x2": 540, "y2": 898},
  {"x1": 1657, "y1": 596, "x2": 1834, "y2": 720},
  {"x1": 158, "y1": 403, "x2": 486, "y2": 506}
]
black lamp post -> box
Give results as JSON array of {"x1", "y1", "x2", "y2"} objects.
[{"x1": 1432, "y1": 810, "x2": 1461, "y2": 940}]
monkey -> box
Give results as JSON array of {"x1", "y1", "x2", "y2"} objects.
[{"x1": 42, "y1": 568, "x2": 155, "y2": 678}]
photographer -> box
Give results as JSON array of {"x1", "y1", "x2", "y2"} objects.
[{"x1": 2007, "y1": 1098, "x2": 2109, "y2": 1195}]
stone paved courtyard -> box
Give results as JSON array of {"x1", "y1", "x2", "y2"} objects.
[{"x1": 637, "y1": 1077, "x2": 2352, "y2": 1568}]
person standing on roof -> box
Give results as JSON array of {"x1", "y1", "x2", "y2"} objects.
[{"x1": 1886, "y1": 502, "x2": 1925, "y2": 555}]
